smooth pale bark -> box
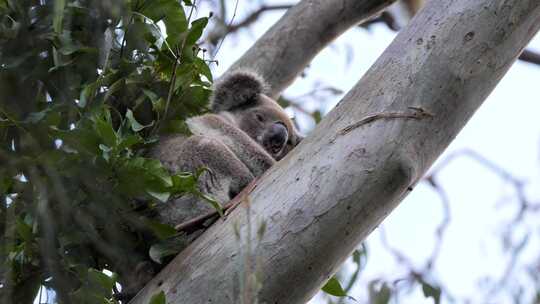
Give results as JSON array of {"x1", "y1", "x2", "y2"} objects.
[
  {"x1": 228, "y1": 0, "x2": 397, "y2": 98},
  {"x1": 130, "y1": 0, "x2": 540, "y2": 303}
]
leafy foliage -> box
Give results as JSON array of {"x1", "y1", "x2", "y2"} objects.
[{"x1": 0, "y1": 0, "x2": 213, "y2": 302}]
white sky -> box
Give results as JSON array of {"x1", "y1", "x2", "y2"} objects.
[{"x1": 207, "y1": 2, "x2": 540, "y2": 303}]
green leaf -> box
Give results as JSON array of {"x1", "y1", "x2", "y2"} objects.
[
  {"x1": 16, "y1": 218, "x2": 33, "y2": 241},
  {"x1": 0, "y1": 176, "x2": 13, "y2": 194},
  {"x1": 87, "y1": 269, "x2": 115, "y2": 293},
  {"x1": 126, "y1": 109, "x2": 153, "y2": 132},
  {"x1": 147, "y1": 190, "x2": 170, "y2": 202},
  {"x1": 194, "y1": 57, "x2": 213, "y2": 82},
  {"x1": 146, "y1": 220, "x2": 177, "y2": 240},
  {"x1": 421, "y1": 280, "x2": 441, "y2": 304},
  {"x1": 145, "y1": 159, "x2": 173, "y2": 187},
  {"x1": 142, "y1": 89, "x2": 160, "y2": 104},
  {"x1": 117, "y1": 134, "x2": 143, "y2": 150},
  {"x1": 321, "y1": 277, "x2": 347, "y2": 297},
  {"x1": 103, "y1": 78, "x2": 125, "y2": 102},
  {"x1": 94, "y1": 118, "x2": 117, "y2": 147},
  {"x1": 149, "y1": 238, "x2": 187, "y2": 264},
  {"x1": 24, "y1": 111, "x2": 48, "y2": 124},
  {"x1": 0, "y1": 15, "x2": 21, "y2": 39},
  {"x1": 116, "y1": 157, "x2": 174, "y2": 199},
  {"x1": 53, "y1": 0, "x2": 66, "y2": 33},
  {"x1": 162, "y1": 119, "x2": 192, "y2": 135},
  {"x1": 149, "y1": 291, "x2": 166, "y2": 304},
  {"x1": 79, "y1": 83, "x2": 97, "y2": 108},
  {"x1": 170, "y1": 172, "x2": 197, "y2": 193},
  {"x1": 369, "y1": 281, "x2": 392, "y2": 304},
  {"x1": 185, "y1": 17, "x2": 208, "y2": 46},
  {"x1": 197, "y1": 191, "x2": 223, "y2": 217},
  {"x1": 141, "y1": 0, "x2": 188, "y2": 47}
]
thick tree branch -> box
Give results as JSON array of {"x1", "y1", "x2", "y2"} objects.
[
  {"x1": 130, "y1": 0, "x2": 540, "y2": 303},
  {"x1": 227, "y1": 0, "x2": 398, "y2": 98}
]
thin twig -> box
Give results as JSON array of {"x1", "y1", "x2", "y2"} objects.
[
  {"x1": 518, "y1": 48, "x2": 540, "y2": 66},
  {"x1": 154, "y1": 1, "x2": 197, "y2": 134},
  {"x1": 209, "y1": 4, "x2": 293, "y2": 49},
  {"x1": 119, "y1": 15, "x2": 134, "y2": 59},
  {"x1": 213, "y1": 0, "x2": 240, "y2": 58},
  {"x1": 175, "y1": 176, "x2": 260, "y2": 232},
  {"x1": 338, "y1": 107, "x2": 433, "y2": 136},
  {"x1": 422, "y1": 175, "x2": 451, "y2": 271}
]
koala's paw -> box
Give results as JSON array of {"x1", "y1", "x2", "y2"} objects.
[{"x1": 210, "y1": 70, "x2": 268, "y2": 112}]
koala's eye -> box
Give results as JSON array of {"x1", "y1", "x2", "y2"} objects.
[{"x1": 255, "y1": 113, "x2": 265, "y2": 122}]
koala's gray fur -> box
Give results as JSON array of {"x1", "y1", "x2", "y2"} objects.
[
  {"x1": 210, "y1": 70, "x2": 269, "y2": 112},
  {"x1": 150, "y1": 70, "x2": 303, "y2": 227}
]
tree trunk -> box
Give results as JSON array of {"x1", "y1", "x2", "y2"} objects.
[{"x1": 130, "y1": 0, "x2": 540, "y2": 303}]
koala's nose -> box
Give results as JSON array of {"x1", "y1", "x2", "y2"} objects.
[
  {"x1": 269, "y1": 123, "x2": 288, "y2": 144},
  {"x1": 265, "y1": 122, "x2": 288, "y2": 154}
]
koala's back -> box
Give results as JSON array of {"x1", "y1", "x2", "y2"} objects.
[{"x1": 149, "y1": 131, "x2": 255, "y2": 226}]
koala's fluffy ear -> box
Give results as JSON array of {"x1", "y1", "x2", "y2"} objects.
[{"x1": 210, "y1": 70, "x2": 268, "y2": 112}]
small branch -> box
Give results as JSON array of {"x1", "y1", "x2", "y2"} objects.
[
  {"x1": 224, "y1": 5, "x2": 293, "y2": 34},
  {"x1": 174, "y1": 177, "x2": 261, "y2": 232},
  {"x1": 360, "y1": 11, "x2": 400, "y2": 31},
  {"x1": 209, "y1": 5, "x2": 293, "y2": 46},
  {"x1": 518, "y1": 48, "x2": 540, "y2": 65},
  {"x1": 212, "y1": 0, "x2": 241, "y2": 57},
  {"x1": 338, "y1": 107, "x2": 433, "y2": 136},
  {"x1": 422, "y1": 175, "x2": 451, "y2": 271}
]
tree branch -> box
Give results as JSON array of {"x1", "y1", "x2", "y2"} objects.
[
  {"x1": 130, "y1": 0, "x2": 540, "y2": 303},
  {"x1": 226, "y1": 0, "x2": 398, "y2": 98},
  {"x1": 519, "y1": 48, "x2": 540, "y2": 65},
  {"x1": 371, "y1": 2, "x2": 540, "y2": 67},
  {"x1": 208, "y1": 5, "x2": 294, "y2": 46}
]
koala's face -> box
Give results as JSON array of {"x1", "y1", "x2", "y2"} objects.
[
  {"x1": 210, "y1": 71, "x2": 303, "y2": 160},
  {"x1": 234, "y1": 94, "x2": 302, "y2": 160}
]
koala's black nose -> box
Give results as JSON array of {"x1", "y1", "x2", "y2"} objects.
[{"x1": 264, "y1": 122, "x2": 288, "y2": 155}]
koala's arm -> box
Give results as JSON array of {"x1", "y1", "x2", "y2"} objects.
[{"x1": 187, "y1": 114, "x2": 275, "y2": 176}]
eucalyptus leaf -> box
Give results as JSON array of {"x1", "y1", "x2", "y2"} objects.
[
  {"x1": 321, "y1": 277, "x2": 348, "y2": 297},
  {"x1": 421, "y1": 280, "x2": 441, "y2": 304},
  {"x1": 149, "y1": 291, "x2": 167, "y2": 304}
]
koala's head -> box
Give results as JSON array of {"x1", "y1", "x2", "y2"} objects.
[{"x1": 210, "y1": 70, "x2": 302, "y2": 160}]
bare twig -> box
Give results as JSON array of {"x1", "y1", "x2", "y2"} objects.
[
  {"x1": 174, "y1": 176, "x2": 261, "y2": 232},
  {"x1": 209, "y1": 4, "x2": 293, "y2": 47},
  {"x1": 519, "y1": 48, "x2": 540, "y2": 65},
  {"x1": 422, "y1": 175, "x2": 451, "y2": 271},
  {"x1": 338, "y1": 107, "x2": 433, "y2": 136},
  {"x1": 360, "y1": 11, "x2": 400, "y2": 31},
  {"x1": 213, "y1": 0, "x2": 240, "y2": 57}
]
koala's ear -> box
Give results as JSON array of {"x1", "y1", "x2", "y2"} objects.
[{"x1": 210, "y1": 70, "x2": 268, "y2": 112}]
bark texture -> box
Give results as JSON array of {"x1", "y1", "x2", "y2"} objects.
[
  {"x1": 228, "y1": 0, "x2": 397, "y2": 98},
  {"x1": 130, "y1": 0, "x2": 540, "y2": 303}
]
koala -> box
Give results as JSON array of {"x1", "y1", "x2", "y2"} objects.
[
  {"x1": 150, "y1": 70, "x2": 303, "y2": 227},
  {"x1": 117, "y1": 71, "x2": 303, "y2": 300}
]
